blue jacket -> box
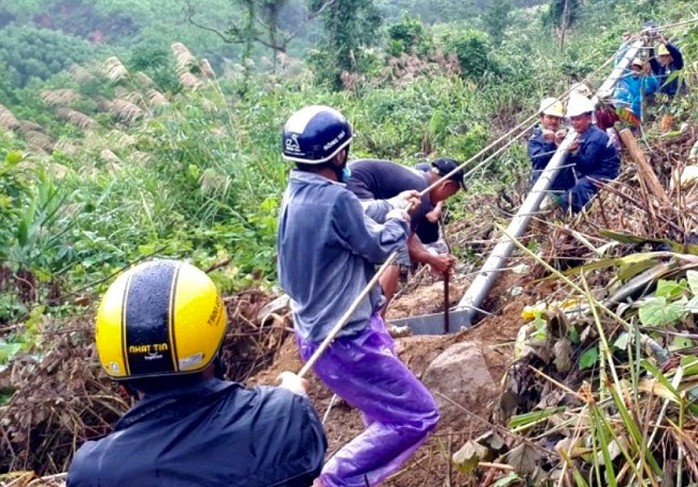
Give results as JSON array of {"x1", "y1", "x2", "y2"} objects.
[
  {"x1": 560, "y1": 125, "x2": 620, "y2": 213},
  {"x1": 614, "y1": 71, "x2": 659, "y2": 119},
  {"x1": 528, "y1": 127, "x2": 559, "y2": 183},
  {"x1": 67, "y1": 378, "x2": 326, "y2": 487},
  {"x1": 277, "y1": 170, "x2": 408, "y2": 342},
  {"x1": 649, "y1": 43, "x2": 684, "y2": 97}
]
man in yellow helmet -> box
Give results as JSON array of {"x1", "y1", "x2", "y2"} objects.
[
  {"x1": 528, "y1": 97, "x2": 566, "y2": 184},
  {"x1": 649, "y1": 34, "x2": 685, "y2": 98},
  {"x1": 67, "y1": 259, "x2": 326, "y2": 487}
]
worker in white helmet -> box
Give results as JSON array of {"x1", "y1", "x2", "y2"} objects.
[
  {"x1": 528, "y1": 97, "x2": 566, "y2": 184},
  {"x1": 550, "y1": 95, "x2": 620, "y2": 213}
]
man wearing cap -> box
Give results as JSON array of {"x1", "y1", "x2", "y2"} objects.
[
  {"x1": 346, "y1": 158, "x2": 463, "y2": 310},
  {"x1": 613, "y1": 57, "x2": 659, "y2": 128},
  {"x1": 529, "y1": 97, "x2": 566, "y2": 185},
  {"x1": 550, "y1": 95, "x2": 620, "y2": 213},
  {"x1": 649, "y1": 35, "x2": 685, "y2": 98}
]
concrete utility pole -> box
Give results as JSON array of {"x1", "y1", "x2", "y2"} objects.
[
  {"x1": 595, "y1": 39, "x2": 645, "y2": 104},
  {"x1": 453, "y1": 131, "x2": 576, "y2": 327},
  {"x1": 453, "y1": 39, "x2": 646, "y2": 329}
]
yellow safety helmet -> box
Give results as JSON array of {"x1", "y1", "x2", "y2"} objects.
[
  {"x1": 539, "y1": 97, "x2": 565, "y2": 118},
  {"x1": 657, "y1": 44, "x2": 670, "y2": 57},
  {"x1": 95, "y1": 260, "x2": 227, "y2": 380}
]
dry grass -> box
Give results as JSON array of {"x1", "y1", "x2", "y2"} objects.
[
  {"x1": 178, "y1": 72, "x2": 203, "y2": 90},
  {"x1": 23, "y1": 131, "x2": 54, "y2": 152},
  {"x1": 199, "y1": 59, "x2": 215, "y2": 79},
  {"x1": 133, "y1": 71, "x2": 156, "y2": 89},
  {"x1": 52, "y1": 140, "x2": 81, "y2": 157},
  {"x1": 146, "y1": 89, "x2": 168, "y2": 108},
  {"x1": 378, "y1": 50, "x2": 462, "y2": 88},
  {"x1": 0, "y1": 319, "x2": 128, "y2": 474},
  {"x1": 99, "y1": 149, "x2": 121, "y2": 164},
  {"x1": 68, "y1": 64, "x2": 96, "y2": 85},
  {"x1": 101, "y1": 57, "x2": 129, "y2": 83},
  {"x1": 170, "y1": 42, "x2": 206, "y2": 90},
  {"x1": 171, "y1": 42, "x2": 197, "y2": 74},
  {"x1": 0, "y1": 289, "x2": 282, "y2": 476},
  {"x1": 108, "y1": 99, "x2": 143, "y2": 123},
  {"x1": 0, "y1": 104, "x2": 20, "y2": 131},
  {"x1": 41, "y1": 90, "x2": 81, "y2": 108},
  {"x1": 94, "y1": 97, "x2": 114, "y2": 113},
  {"x1": 17, "y1": 121, "x2": 45, "y2": 134},
  {"x1": 104, "y1": 130, "x2": 136, "y2": 148},
  {"x1": 55, "y1": 108, "x2": 98, "y2": 131},
  {"x1": 129, "y1": 150, "x2": 153, "y2": 166}
]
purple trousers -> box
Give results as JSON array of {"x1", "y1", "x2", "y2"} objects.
[{"x1": 296, "y1": 314, "x2": 439, "y2": 487}]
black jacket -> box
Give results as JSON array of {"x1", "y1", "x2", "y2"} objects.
[
  {"x1": 528, "y1": 126, "x2": 558, "y2": 183},
  {"x1": 649, "y1": 43, "x2": 685, "y2": 97},
  {"x1": 67, "y1": 378, "x2": 327, "y2": 487}
]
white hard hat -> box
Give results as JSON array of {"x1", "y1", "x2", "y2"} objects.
[
  {"x1": 570, "y1": 82, "x2": 592, "y2": 98},
  {"x1": 566, "y1": 95, "x2": 596, "y2": 118},
  {"x1": 539, "y1": 97, "x2": 564, "y2": 118}
]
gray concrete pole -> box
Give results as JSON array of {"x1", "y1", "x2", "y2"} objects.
[
  {"x1": 454, "y1": 131, "x2": 577, "y2": 327},
  {"x1": 453, "y1": 39, "x2": 646, "y2": 329},
  {"x1": 595, "y1": 39, "x2": 644, "y2": 103}
]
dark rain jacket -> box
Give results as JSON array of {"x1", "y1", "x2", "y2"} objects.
[
  {"x1": 67, "y1": 378, "x2": 327, "y2": 487},
  {"x1": 649, "y1": 43, "x2": 685, "y2": 97},
  {"x1": 528, "y1": 126, "x2": 559, "y2": 184},
  {"x1": 560, "y1": 125, "x2": 620, "y2": 213}
]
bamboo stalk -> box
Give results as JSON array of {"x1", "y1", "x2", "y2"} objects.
[{"x1": 618, "y1": 128, "x2": 670, "y2": 206}]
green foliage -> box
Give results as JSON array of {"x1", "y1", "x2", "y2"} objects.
[
  {"x1": 443, "y1": 29, "x2": 499, "y2": 80},
  {"x1": 638, "y1": 275, "x2": 698, "y2": 327},
  {"x1": 387, "y1": 14, "x2": 433, "y2": 56},
  {"x1": 309, "y1": 0, "x2": 383, "y2": 89},
  {"x1": 0, "y1": 25, "x2": 102, "y2": 87},
  {"x1": 483, "y1": 0, "x2": 514, "y2": 48},
  {"x1": 542, "y1": 0, "x2": 581, "y2": 30},
  {"x1": 128, "y1": 43, "x2": 179, "y2": 93},
  {"x1": 0, "y1": 0, "x2": 695, "y2": 333},
  {"x1": 579, "y1": 345, "x2": 599, "y2": 369},
  {"x1": 0, "y1": 150, "x2": 29, "y2": 256}
]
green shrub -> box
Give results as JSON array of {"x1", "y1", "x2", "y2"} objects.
[
  {"x1": 387, "y1": 14, "x2": 433, "y2": 56},
  {"x1": 443, "y1": 29, "x2": 499, "y2": 80}
]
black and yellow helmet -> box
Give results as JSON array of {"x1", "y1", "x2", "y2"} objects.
[{"x1": 95, "y1": 259, "x2": 227, "y2": 380}]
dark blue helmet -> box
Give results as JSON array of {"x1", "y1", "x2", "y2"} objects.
[{"x1": 282, "y1": 105, "x2": 353, "y2": 164}]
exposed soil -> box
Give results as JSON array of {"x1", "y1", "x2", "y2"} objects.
[{"x1": 248, "y1": 262, "x2": 540, "y2": 486}]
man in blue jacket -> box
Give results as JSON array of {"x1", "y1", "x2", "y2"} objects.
[
  {"x1": 277, "y1": 105, "x2": 439, "y2": 487},
  {"x1": 528, "y1": 97, "x2": 567, "y2": 185},
  {"x1": 614, "y1": 58, "x2": 660, "y2": 128},
  {"x1": 553, "y1": 96, "x2": 621, "y2": 213},
  {"x1": 68, "y1": 260, "x2": 326, "y2": 487},
  {"x1": 649, "y1": 35, "x2": 685, "y2": 98}
]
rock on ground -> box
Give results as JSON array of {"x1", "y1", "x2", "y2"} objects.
[{"x1": 422, "y1": 341, "x2": 498, "y2": 425}]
